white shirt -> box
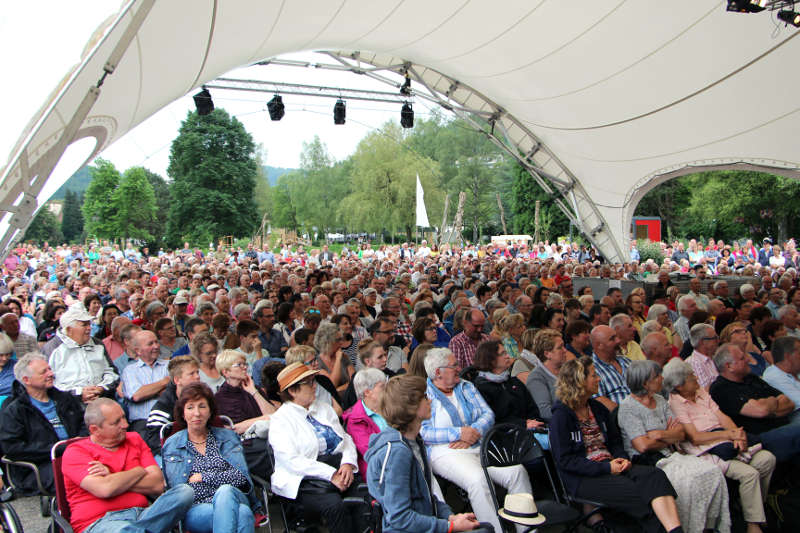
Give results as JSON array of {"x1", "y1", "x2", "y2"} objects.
[{"x1": 269, "y1": 400, "x2": 358, "y2": 499}]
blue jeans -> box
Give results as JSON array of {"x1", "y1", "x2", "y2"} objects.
[
  {"x1": 84, "y1": 484, "x2": 194, "y2": 533},
  {"x1": 758, "y1": 423, "x2": 800, "y2": 464},
  {"x1": 184, "y1": 484, "x2": 254, "y2": 533}
]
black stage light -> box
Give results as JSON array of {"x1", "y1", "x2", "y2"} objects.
[
  {"x1": 193, "y1": 87, "x2": 214, "y2": 116},
  {"x1": 333, "y1": 99, "x2": 346, "y2": 125},
  {"x1": 400, "y1": 101, "x2": 414, "y2": 128},
  {"x1": 400, "y1": 73, "x2": 412, "y2": 96},
  {"x1": 726, "y1": 0, "x2": 766, "y2": 12},
  {"x1": 778, "y1": 10, "x2": 800, "y2": 26},
  {"x1": 267, "y1": 94, "x2": 285, "y2": 121}
]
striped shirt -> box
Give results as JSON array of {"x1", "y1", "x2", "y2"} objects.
[{"x1": 592, "y1": 353, "x2": 631, "y2": 405}]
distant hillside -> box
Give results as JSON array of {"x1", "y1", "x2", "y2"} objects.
[
  {"x1": 50, "y1": 164, "x2": 295, "y2": 200},
  {"x1": 263, "y1": 166, "x2": 293, "y2": 185},
  {"x1": 52, "y1": 166, "x2": 91, "y2": 199}
]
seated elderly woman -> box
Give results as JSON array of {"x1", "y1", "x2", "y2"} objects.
[
  {"x1": 421, "y1": 347, "x2": 531, "y2": 533},
  {"x1": 663, "y1": 359, "x2": 776, "y2": 533},
  {"x1": 511, "y1": 328, "x2": 539, "y2": 384},
  {"x1": 719, "y1": 321, "x2": 770, "y2": 377},
  {"x1": 617, "y1": 360, "x2": 730, "y2": 533},
  {"x1": 549, "y1": 356, "x2": 684, "y2": 533},
  {"x1": 472, "y1": 340, "x2": 548, "y2": 449},
  {"x1": 342, "y1": 368, "x2": 388, "y2": 476},
  {"x1": 269, "y1": 362, "x2": 363, "y2": 533},
  {"x1": 315, "y1": 322, "x2": 354, "y2": 392},
  {"x1": 162, "y1": 382, "x2": 259, "y2": 533},
  {"x1": 646, "y1": 304, "x2": 682, "y2": 350},
  {"x1": 526, "y1": 328, "x2": 569, "y2": 421},
  {"x1": 214, "y1": 349, "x2": 276, "y2": 434},
  {"x1": 366, "y1": 374, "x2": 486, "y2": 533}
]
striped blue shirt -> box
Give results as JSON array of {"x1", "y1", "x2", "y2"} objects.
[{"x1": 592, "y1": 353, "x2": 631, "y2": 405}]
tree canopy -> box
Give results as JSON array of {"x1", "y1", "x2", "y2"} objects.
[{"x1": 166, "y1": 108, "x2": 259, "y2": 247}]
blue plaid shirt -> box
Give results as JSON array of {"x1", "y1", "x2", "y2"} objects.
[
  {"x1": 420, "y1": 379, "x2": 494, "y2": 448},
  {"x1": 592, "y1": 353, "x2": 631, "y2": 405}
]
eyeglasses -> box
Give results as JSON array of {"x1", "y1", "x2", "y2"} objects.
[
  {"x1": 306, "y1": 309, "x2": 321, "y2": 315},
  {"x1": 296, "y1": 377, "x2": 316, "y2": 387},
  {"x1": 425, "y1": 326, "x2": 438, "y2": 332},
  {"x1": 730, "y1": 328, "x2": 746, "y2": 335},
  {"x1": 439, "y1": 364, "x2": 460, "y2": 372},
  {"x1": 230, "y1": 362, "x2": 248, "y2": 369},
  {"x1": 303, "y1": 358, "x2": 317, "y2": 365},
  {"x1": 376, "y1": 329, "x2": 394, "y2": 335},
  {"x1": 701, "y1": 335, "x2": 719, "y2": 341}
]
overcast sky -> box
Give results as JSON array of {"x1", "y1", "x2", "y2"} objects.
[{"x1": 1, "y1": 2, "x2": 447, "y2": 182}]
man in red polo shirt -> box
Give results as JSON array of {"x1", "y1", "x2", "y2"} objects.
[{"x1": 61, "y1": 398, "x2": 193, "y2": 533}]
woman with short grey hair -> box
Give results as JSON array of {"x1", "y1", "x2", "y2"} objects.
[
  {"x1": 343, "y1": 368, "x2": 389, "y2": 476},
  {"x1": 646, "y1": 304, "x2": 681, "y2": 349},
  {"x1": 665, "y1": 358, "x2": 775, "y2": 533},
  {"x1": 314, "y1": 322, "x2": 353, "y2": 390},
  {"x1": 423, "y1": 348, "x2": 453, "y2": 380},
  {"x1": 618, "y1": 361, "x2": 730, "y2": 532}
]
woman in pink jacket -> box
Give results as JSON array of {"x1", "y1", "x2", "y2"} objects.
[{"x1": 342, "y1": 368, "x2": 388, "y2": 475}]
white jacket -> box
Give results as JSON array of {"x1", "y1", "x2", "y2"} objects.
[
  {"x1": 48, "y1": 329, "x2": 118, "y2": 395},
  {"x1": 268, "y1": 400, "x2": 358, "y2": 499}
]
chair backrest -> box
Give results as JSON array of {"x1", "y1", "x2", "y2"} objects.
[
  {"x1": 51, "y1": 437, "x2": 88, "y2": 524},
  {"x1": 480, "y1": 423, "x2": 544, "y2": 470}
]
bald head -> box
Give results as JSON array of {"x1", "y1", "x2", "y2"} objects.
[
  {"x1": 641, "y1": 332, "x2": 671, "y2": 367},
  {"x1": 590, "y1": 325, "x2": 619, "y2": 360},
  {"x1": 132, "y1": 330, "x2": 160, "y2": 364}
]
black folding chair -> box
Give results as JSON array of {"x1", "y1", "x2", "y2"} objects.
[
  {"x1": 0, "y1": 500, "x2": 23, "y2": 533},
  {"x1": 1, "y1": 454, "x2": 52, "y2": 517},
  {"x1": 546, "y1": 431, "x2": 609, "y2": 532},
  {"x1": 481, "y1": 424, "x2": 580, "y2": 533}
]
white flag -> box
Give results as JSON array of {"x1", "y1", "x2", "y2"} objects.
[{"x1": 416, "y1": 174, "x2": 430, "y2": 228}]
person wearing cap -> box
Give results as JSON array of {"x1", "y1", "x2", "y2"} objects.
[
  {"x1": 172, "y1": 292, "x2": 191, "y2": 335},
  {"x1": 269, "y1": 362, "x2": 362, "y2": 533},
  {"x1": 366, "y1": 374, "x2": 485, "y2": 533},
  {"x1": 48, "y1": 304, "x2": 119, "y2": 403}
]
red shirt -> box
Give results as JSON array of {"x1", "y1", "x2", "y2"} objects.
[{"x1": 62, "y1": 432, "x2": 157, "y2": 533}]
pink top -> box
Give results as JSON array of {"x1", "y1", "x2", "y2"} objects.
[
  {"x1": 686, "y1": 351, "x2": 718, "y2": 389},
  {"x1": 669, "y1": 388, "x2": 732, "y2": 472}
]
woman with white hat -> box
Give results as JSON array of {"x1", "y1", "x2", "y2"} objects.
[{"x1": 268, "y1": 362, "x2": 362, "y2": 533}]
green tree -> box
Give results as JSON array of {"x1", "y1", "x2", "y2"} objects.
[
  {"x1": 270, "y1": 175, "x2": 299, "y2": 231},
  {"x1": 24, "y1": 206, "x2": 63, "y2": 244},
  {"x1": 166, "y1": 108, "x2": 259, "y2": 246},
  {"x1": 296, "y1": 136, "x2": 351, "y2": 240},
  {"x1": 114, "y1": 167, "x2": 157, "y2": 241},
  {"x1": 510, "y1": 163, "x2": 570, "y2": 241},
  {"x1": 253, "y1": 144, "x2": 272, "y2": 217},
  {"x1": 82, "y1": 158, "x2": 120, "y2": 239},
  {"x1": 61, "y1": 189, "x2": 84, "y2": 242},
  {"x1": 342, "y1": 123, "x2": 441, "y2": 239},
  {"x1": 141, "y1": 168, "x2": 169, "y2": 248}
]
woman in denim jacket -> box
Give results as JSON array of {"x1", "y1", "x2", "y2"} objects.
[{"x1": 162, "y1": 382, "x2": 260, "y2": 533}]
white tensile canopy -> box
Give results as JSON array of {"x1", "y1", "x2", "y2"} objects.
[{"x1": 2, "y1": 0, "x2": 800, "y2": 262}]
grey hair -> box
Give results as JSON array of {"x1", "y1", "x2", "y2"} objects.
[
  {"x1": 713, "y1": 280, "x2": 728, "y2": 291},
  {"x1": 739, "y1": 283, "x2": 754, "y2": 296},
  {"x1": 233, "y1": 303, "x2": 251, "y2": 316},
  {"x1": 228, "y1": 287, "x2": 246, "y2": 300},
  {"x1": 626, "y1": 360, "x2": 662, "y2": 396},
  {"x1": 114, "y1": 287, "x2": 130, "y2": 299},
  {"x1": 144, "y1": 301, "x2": 165, "y2": 318},
  {"x1": 13, "y1": 352, "x2": 47, "y2": 382},
  {"x1": 84, "y1": 397, "x2": 119, "y2": 428},
  {"x1": 196, "y1": 302, "x2": 218, "y2": 315},
  {"x1": 677, "y1": 294, "x2": 696, "y2": 313},
  {"x1": 689, "y1": 323, "x2": 714, "y2": 348},
  {"x1": 640, "y1": 332, "x2": 665, "y2": 356},
  {"x1": 609, "y1": 313, "x2": 631, "y2": 331},
  {"x1": 641, "y1": 320, "x2": 662, "y2": 338},
  {"x1": 662, "y1": 358, "x2": 693, "y2": 395},
  {"x1": 647, "y1": 304, "x2": 668, "y2": 321},
  {"x1": 546, "y1": 293, "x2": 563, "y2": 307},
  {"x1": 579, "y1": 294, "x2": 594, "y2": 307},
  {"x1": 314, "y1": 322, "x2": 341, "y2": 354},
  {"x1": 777, "y1": 304, "x2": 797, "y2": 320},
  {"x1": 353, "y1": 368, "x2": 388, "y2": 399},
  {"x1": 424, "y1": 348, "x2": 454, "y2": 379},
  {"x1": 713, "y1": 343, "x2": 738, "y2": 372},
  {"x1": 0, "y1": 333, "x2": 13, "y2": 354}
]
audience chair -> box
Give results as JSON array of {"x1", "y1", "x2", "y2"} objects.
[
  {"x1": 481, "y1": 424, "x2": 579, "y2": 532},
  {"x1": 1, "y1": 454, "x2": 52, "y2": 517},
  {"x1": 50, "y1": 437, "x2": 87, "y2": 533}
]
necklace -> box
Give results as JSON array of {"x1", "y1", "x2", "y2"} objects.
[{"x1": 188, "y1": 436, "x2": 207, "y2": 444}]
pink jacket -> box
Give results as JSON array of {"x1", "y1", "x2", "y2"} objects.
[{"x1": 342, "y1": 399, "x2": 381, "y2": 476}]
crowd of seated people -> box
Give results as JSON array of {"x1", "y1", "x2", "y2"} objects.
[{"x1": 2, "y1": 235, "x2": 800, "y2": 531}]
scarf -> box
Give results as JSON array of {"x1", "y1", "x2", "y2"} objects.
[
  {"x1": 426, "y1": 378, "x2": 475, "y2": 427},
  {"x1": 477, "y1": 370, "x2": 510, "y2": 383}
]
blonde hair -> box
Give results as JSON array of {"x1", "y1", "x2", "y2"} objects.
[
  {"x1": 285, "y1": 345, "x2": 316, "y2": 366},
  {"x1": 533, "y1": 328, "x2": 562, "y2": 360},
  {"x1": 719, "y1": 321, "x2": 747, "y2": 344},
  {"x1": 496, "y1": 313, "x2": 524, "y2": 337},
  {"x1": 555, "y1": 356, "x2": 594, "y2": 411},
  {"x1": 215, "y1": 349, "x2": 246, "y2": 373}
]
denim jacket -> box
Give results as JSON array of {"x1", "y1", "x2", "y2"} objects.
[{"x1": 162, "y1": 426, "x2": 262, "y2": 512}]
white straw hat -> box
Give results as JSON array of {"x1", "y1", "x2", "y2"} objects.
[{"x1": 498, "y1": 493, "x2": 546, "y2": 526}]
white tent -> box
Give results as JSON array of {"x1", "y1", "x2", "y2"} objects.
[{"x1": 3, "y1": 0, "x2": 800, "y2": 262}]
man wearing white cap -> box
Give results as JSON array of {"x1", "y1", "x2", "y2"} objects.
[{"x1": 48, "y1": 304, "x2": 119, "y2": 403}]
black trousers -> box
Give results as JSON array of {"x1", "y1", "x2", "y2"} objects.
[
  {"x1": 574, "y1": 464, "x2": 676, "y2": 533},
  {"x1": 297, "y1": 479, "x2": 363, "y2": 533}
]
